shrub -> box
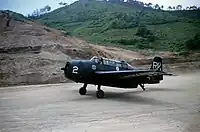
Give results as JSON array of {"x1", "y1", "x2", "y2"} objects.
[
  {"x1": 135, "y1": 24, "x2": 153, "y2": 38},
  {"x1": 64, "y1": 31, "x2": 72, "y2": 36},
  {"x1": 185, "y1": 33, "x2": 200, "y2": 50},
  {"x1": 116, "y1": 39, "x2": 139, "y2": 45},
  {"x1": 147, "y1": 35, "x2": 156, "y2": 42}
]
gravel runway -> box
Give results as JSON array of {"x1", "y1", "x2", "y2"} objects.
[{"x1": 0, "y1": 72, "x2": 200, "y2": 132}]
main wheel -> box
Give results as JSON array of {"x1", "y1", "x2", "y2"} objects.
[
  {"x1": 79, "y1": 87, "x2": 87, "y2": 95},
  {"x1": 96, "y1": 90, "x2": 104, "y2": 98}
]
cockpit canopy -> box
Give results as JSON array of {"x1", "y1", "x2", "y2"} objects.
[
  {"x1": 90, "y1": 56, "x2": 133, "y2": 69},
  {"x1": 90, "y1": 56, "x2": 102, "y2": 64}
]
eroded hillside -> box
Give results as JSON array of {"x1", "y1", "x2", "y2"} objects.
[{"x1": 0, "y1": 12, "x2": 146, "y2": 86}]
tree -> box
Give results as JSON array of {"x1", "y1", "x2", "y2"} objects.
[
  {"x1": 185, "y1": 33, "x2": 200, "y2": 50},
  {"x1": 138, "y1": 1, "x2": 144, "y2": 6},
  {"x1": 59, "y1": 2, "x2": 68, "y2": 6},
  {"x1": 28, "y1": 5, "x2": 51, "y2": 19},
  {"x1": 168, "y1": 6, "x2": 172, "y2": 10},
  {"x1": 46, "y1": 5, "x2": 51, "y2": 11},
  {"x1": 176, "y1": 5, "x2": 182, "y2": 10},
  {"x1": 190, "y1": 6, "x2": 197, "y2": 10},
  {"x1": 32, "y1": 9, "x2": 40, "y2": 17},
  {"x1": 136, "y1": 24, "x2": 153, "y2": 38},
  {"x1": 154, "y1": 4, "x2": 160, "y2": 10},
  {"x1": 147, "y1": 2, "x2": 152, "y2": 7},
  {"x1": 161, "y1": 5, "x2": 164, "y2": 10},
  {"x1": 40, "y1": 5, "x2": 51, "y2": 14}
]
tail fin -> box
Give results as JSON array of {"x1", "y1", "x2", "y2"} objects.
[{"x1": 150, "y1": 57, "x2": 163, "y2": 72}]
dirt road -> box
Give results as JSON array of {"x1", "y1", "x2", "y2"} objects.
[{"x1": 0, "y1": 72, "x2": 200, "y2": 132}]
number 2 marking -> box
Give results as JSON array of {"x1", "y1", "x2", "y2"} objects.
[{"x1": 72, "y1": 66, "x2": 78, "y2": 74}]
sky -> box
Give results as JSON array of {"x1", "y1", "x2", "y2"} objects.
[
  {"x1": 0, "y1": 0, "x2": 200, "y2": 16},
  {"x1": 0, "y1": 0, "x2": 76, "y2": 15}
]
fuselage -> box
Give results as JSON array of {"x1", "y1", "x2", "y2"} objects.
[
  {"x1": 62, "y1": 56, "x2": 162, "y2": 88},
  {"x1": 64, "y1": 57, "x2": 134, "y2": 88}
]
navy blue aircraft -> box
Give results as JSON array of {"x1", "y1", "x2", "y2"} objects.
[{"x1": 61, "y1": 56, "x2": 172, "y2": 98}]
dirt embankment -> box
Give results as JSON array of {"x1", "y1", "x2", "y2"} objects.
[
  {"x1": 0, "y1": 12, "x2": 200, "y2": 87},
  {"x1": 0, "y1": 13, "x2": 122, "y2": 87}
]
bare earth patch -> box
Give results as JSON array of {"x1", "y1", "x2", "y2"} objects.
[{"x1": 0, "y1": 72, "x2": 200, "y2": 132}]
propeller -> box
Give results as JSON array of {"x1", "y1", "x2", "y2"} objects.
[{"x1": 61, "y1": 61, "x2": 70, "y2": 71}]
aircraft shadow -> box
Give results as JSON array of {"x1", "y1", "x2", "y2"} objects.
[
  {"x1": 71, "y1": 87, "x2": 180, "y2": 105},
  {"x1": 142, "y1": 87, "x2": 184, "y2": 92}
]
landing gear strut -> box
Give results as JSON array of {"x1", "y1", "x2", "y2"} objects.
[
  {"x1": 96, "y1": 85, "x2": 104, "y2": 98},
  {"x1": 79, "y1": 83, "x2": 87, "y2": 95},
  {"x1": 139, "y1": 84, "x2": 146, "y2": 91}
]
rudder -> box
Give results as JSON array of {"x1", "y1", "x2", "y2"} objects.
[
  {"x1": 149, "y1": 56, "x2": 163, "y2": 82},
  {"x1": 150, "y1": 56, "x2": 163, "y2": 72}
]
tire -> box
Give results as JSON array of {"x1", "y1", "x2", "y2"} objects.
[
  {"x1": 96, "y1": 90, "x2": 104, "y2": 98},
  {"x1": 79, "y1": 87, "x2": 87, "y2": 95}
]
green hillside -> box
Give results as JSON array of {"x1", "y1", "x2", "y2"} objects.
[
  {"x1": 37, "y1": 0, "x2": 200, "y2": 53},
  {"x1": 0, "y1": 10, "x2": 31, "y2": 22}
]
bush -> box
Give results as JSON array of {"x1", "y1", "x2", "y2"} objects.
[
  {"x1": 116, "y1": 39, "x2": 138, "y2": 45},
  {"x1": 64, "y1": 31, "x2": 72, "y2": 36},
  {"x1": 135, "y1": 43, "x2": 149, "y2": 49},
  {"x1": 108, "y1": 19, "x2": 137, "y2": 29},
  {"x1": 185, "y1": 33, "x2": 200, "y2": 50},
  {"x1": 147, "y1": 35, "x2": 156, "y2": 42},
  {"x1": 135, "y1": 24, "x2": 153, "y2": 38}
]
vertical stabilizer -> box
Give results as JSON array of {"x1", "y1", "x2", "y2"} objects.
[{"x1": 150, "y1": 57, "x2": 163, "y2": 72}]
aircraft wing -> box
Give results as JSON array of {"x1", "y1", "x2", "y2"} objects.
[{"x1": 94, "y1": 70, "x2": 173, "y2": 79}]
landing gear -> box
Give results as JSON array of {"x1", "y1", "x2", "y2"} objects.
[
  {"x1": 96, "y1": 85, "x2": 104, "y2": 98},
  {"x1": 79, "y1": 84, "x2": 87, "y2": 95},
  {"x1": 139, "y1": 84, "x2": 146, "y2": 91}
]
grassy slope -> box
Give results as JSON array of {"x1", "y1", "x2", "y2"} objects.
[
  {"x1": 38, "y1": 1, "x2": 200, "y2": 52},
  {"x1": 0, "y1": 10, "x2": 31, "y2": 22}
]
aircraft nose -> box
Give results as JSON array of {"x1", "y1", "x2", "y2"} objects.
[{"x1": 61, "y1": 61, "x2": 71, "y2": 71}]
